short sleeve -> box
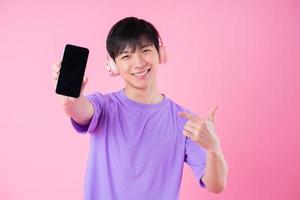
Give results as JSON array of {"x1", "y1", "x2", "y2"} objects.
[
  {"x1": 184, "y1": 137, "x2": 207, "y2": 188},
  {"x1": 70, "y1": 92, "x2": 105, "y2": 134},
  {"x1": 176, "y1": 106, "x2": 207, "y2": 188}
]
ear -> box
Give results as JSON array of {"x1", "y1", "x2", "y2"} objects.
[{"x1": 159, "y1": 46, "x2": 167, "y2": 64}]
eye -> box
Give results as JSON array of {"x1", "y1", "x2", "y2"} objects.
[
  {"x1": 121, "y1": 55, "x2": 129, "y2": 60},
  {"x1": 143, "y1": 49, "x2": 151, "y2": 53}
]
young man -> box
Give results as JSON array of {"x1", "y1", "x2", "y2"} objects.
[{"x1": 52, "y1": 17, "x2": 228, "y2": 200}]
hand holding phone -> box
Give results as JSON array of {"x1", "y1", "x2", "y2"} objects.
[
  {"x1": 52, "y1": 60, "x2": 88, "y2": 105},
  {"x1": 55, "y1": 44, "x2": 89, "y2": 98}
]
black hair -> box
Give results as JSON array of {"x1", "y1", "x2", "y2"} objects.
[{"x1": 106, "y1": 17, "x2": 161, "y2": 61}]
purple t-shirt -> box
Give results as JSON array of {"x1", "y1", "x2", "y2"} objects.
[{"x1": 70, "y1": 88, "x2": 207, "y2": 200}]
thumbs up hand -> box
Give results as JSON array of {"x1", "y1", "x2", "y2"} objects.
[{"x1": 178, "y1": 106, "x2": 220, "y2": 152}]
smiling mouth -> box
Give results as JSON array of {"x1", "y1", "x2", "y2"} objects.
[{"x1": 131, "y1": 68, "x2": 151, "y2": 77}]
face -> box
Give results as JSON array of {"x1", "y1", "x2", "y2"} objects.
[{"x1": 114, "y1": 42, "x2": 160, "y2": 90}]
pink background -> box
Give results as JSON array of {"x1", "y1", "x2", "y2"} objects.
[{"x1": 1, "y1": 0, "x2": 299, "y2": 199}]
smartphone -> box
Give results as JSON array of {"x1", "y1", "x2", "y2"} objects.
[{"x1": 56, "y1": 44, "x2": 89, "y2": 98}]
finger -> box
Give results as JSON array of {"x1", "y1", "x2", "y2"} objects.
[
  {"x1": 183, "y1": 130, "x2": 197, "y2": 141},
  {"x1": 82, "y1": 75, "x2": 88, "y2": 87},
  {"x1": 207, "y1": 105, "x2": 218, "y2": 123},
  {"x1": 185, "y1": 121, "x2": 197, "y2": 129},
  {"x1": 183, "y1": 125, "x2": 196, "y2": 135},
  {"x1": 51, "y1": 61, "x2": 60, "y2": 69},
  {"x1": 83, "y1": 75, "x2": 88, "y2": 83},
  {"x1": 55, "y1": 60, "x2": 61, "y2": 66},
  {"x1": 178, "y1": 112, "x2": 197, "y2": 121},
  {"x1": 52, "y1": 71, "x2": 59, "y2": 79},
  {"x1": 205, "y1": 119, "x2": 217, "y2": 135},
  {"x1": 185, "y1": 121, "x2": 202, "y2": 132},
  {"x1": 185, "y1": 118, "x2": 205, "y2": 128},
  {"x1": 52, "y1": 80, "x2": 58, "y2": 89},
  {"x1": 51, "y1": 64, "x2": 60, "y2": 73},
  {"x1": 80, "y1": 75, "x2": 88, "y2": 96}
]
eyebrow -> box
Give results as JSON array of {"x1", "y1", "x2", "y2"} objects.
[
  {"x1": 119, "y1": 44, "x2": 152, "y2": 55},
  {"x1": 141, "y1": 44, "x2": 152, "y2": 48}
]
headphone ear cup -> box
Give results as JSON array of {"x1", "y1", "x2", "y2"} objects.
[
  {"x1": 159, "y1": 46, "x2": 167, "y2": 64},
  {"x1": 105, "y1": 54, "x2": 120, "y2": 76}
]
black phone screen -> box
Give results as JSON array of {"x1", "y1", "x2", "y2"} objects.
[{"x1": 56, "y1": 44, "x2": 89, "y2": 98}]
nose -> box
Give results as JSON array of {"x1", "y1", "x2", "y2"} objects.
[{"x1": 132, "y1": 53, "x2": 146, "y2": 69}]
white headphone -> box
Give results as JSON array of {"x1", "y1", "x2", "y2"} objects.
[{"x1": 105, "y1": 38, "x2": 167, "y2": 76}]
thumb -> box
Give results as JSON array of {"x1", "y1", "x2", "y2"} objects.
[
  {"x1": 207, "y1": 105, "x2": 218, "y2": 123},
  {"x1": 83, "y1": 75, "x2": 88, "y2": 84},
  {"x1": 80, "y1": 75, "x2": 88, "y2": 95}
]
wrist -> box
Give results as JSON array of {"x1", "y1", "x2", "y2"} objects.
[
  {"x1": 207, "y1": 144, "x2": 223, "y2": 155},
  {"x1": 62, "y1": 95, "x2": 84, "y2": 106}
]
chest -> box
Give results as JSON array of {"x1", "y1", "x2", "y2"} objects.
[{"x1": 105, "y1": 108, "x2": 185, "y2": 164}]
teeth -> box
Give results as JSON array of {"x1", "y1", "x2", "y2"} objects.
[
  {"x1": 135, "y1": 71, "x2": 147, "y2": 76},
  {"x1": 133, "y1": 68, "x2": 150, "y2": 77}
]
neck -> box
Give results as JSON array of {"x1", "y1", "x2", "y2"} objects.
[{"x1": 124, "y1": 84, "x2": 163, "y2": 104}]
